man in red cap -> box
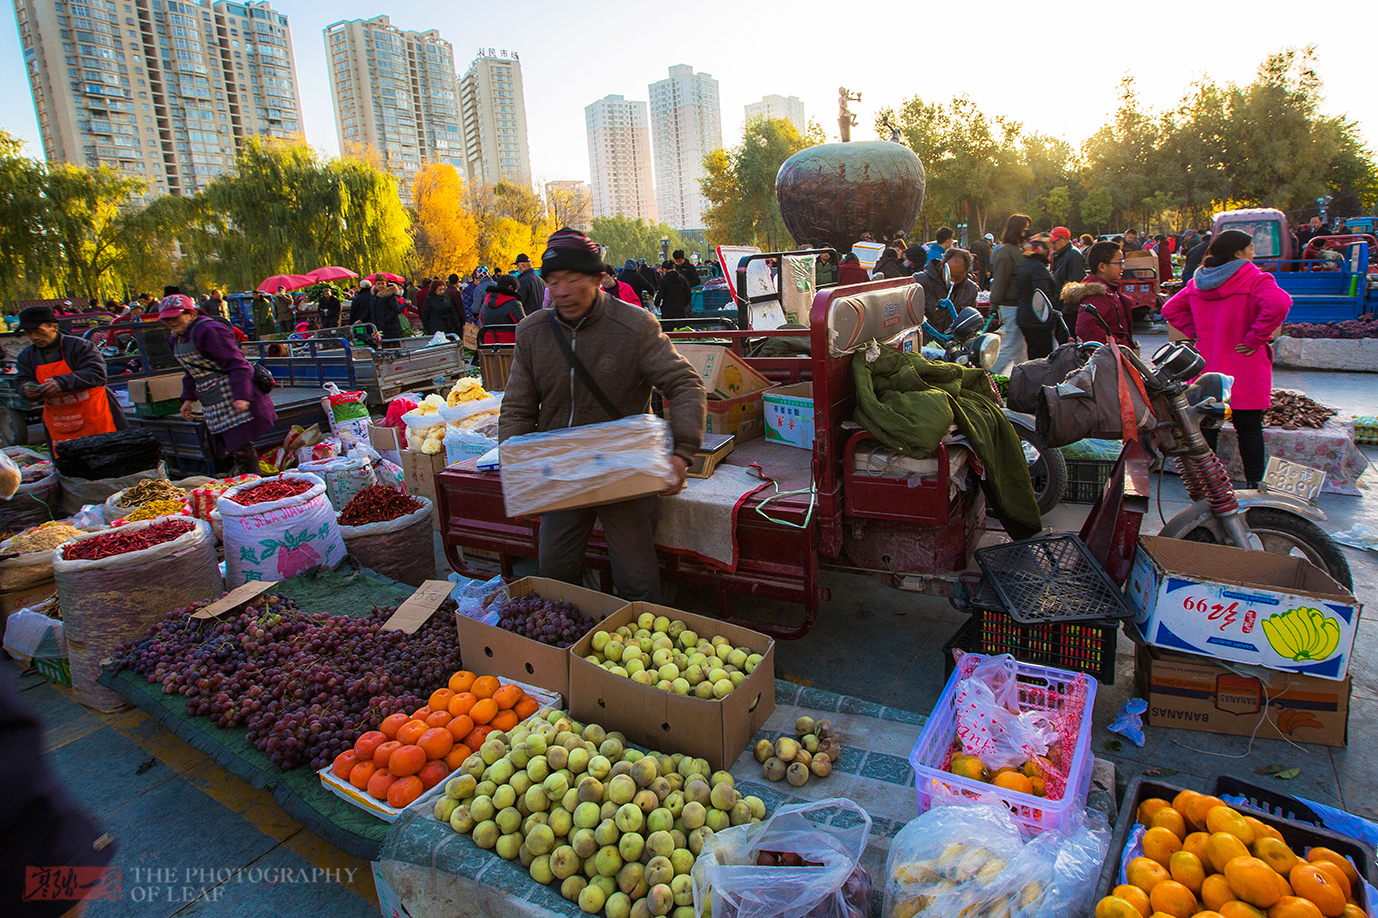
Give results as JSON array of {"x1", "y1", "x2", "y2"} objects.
[
  {"x1": 499, "y1": 228, "x2": 706, "y2": 602},
  {"x1": 1049, "y1": 225, "x2": 1086, "y2": 329}
]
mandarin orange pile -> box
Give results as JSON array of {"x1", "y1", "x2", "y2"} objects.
[
  {"x1": 1096, "y1": 790, "x2": 1365, "y2": 918},
  {"x1": 330, "y1": 670, "x2": 542, "y2": 809}
]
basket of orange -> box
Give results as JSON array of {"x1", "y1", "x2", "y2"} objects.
[
  {"x1": 1095, "y1": 777, "x2": 1375, "y2": 918},
  {"x1": 319, "y1": 670, "x2": 557, "y2": 821}
]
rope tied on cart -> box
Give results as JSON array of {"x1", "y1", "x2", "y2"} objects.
[{"x1": 745, "y1": 463, "x2": 816, "y2": 530}]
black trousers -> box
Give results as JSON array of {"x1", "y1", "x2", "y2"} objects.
[
  {"x1": 538, "y1": 494, "x2": 663, "y2": 602},
  {"x1": 1203, "y1": 408, "x2": 1266, "y2": 483},
  {"x1": 1023, "y1": 327, "x2": 1056, "y2": 360}
]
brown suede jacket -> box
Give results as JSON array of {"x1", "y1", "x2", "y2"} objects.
[{"x1": 497, "y1": 292, "x2": 706, "y2": 463}]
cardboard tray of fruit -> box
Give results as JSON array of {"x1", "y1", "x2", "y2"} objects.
[
  {"x1": 318, "y1": 677, "x2": 560, "y2": 822},
  {"x1": 1096, "y1": 776, "x2": 1376, "y2": 918}
]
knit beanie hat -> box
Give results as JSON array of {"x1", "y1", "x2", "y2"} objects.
[{"x1": 540, "y1": 228, "x2": 604, "y2": 278}]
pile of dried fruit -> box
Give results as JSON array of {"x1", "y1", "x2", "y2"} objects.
[
  {"x1": 119, "y1": 500, "x2": 187, "y2": 522},
  {"x1": 1279, "y1": 318, "x2": 1378, "y2": 339},
  {"x1": 756, "y1": 715, "x2": 843, "y2": 787},
  {"x1": 1265, "y1": 390, "x2": 1337, "y2": 430},
  {"x1": 117, "y1": 478, "x2": 188, "y2": 507},
  {"x1": 338, "y1": 486, "x2": 423, "y2": 526},
  {"x1": 225, "y1": 477, "x2": 312, "y2": 506},
  {"x1": 61, "y1": 519, "x2": 193, "y2": 560},
  {"x1": 5, "y1": 522, "x2": 84, "y2": 554}
]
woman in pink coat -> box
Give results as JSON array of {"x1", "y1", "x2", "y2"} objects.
[{"x1": 1162, "y1": 230, "x2": 1291, "y2": 485}]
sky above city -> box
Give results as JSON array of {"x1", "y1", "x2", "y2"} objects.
[{"x1": 3, "y1": 0, "x2": 1374, "y2": 194}]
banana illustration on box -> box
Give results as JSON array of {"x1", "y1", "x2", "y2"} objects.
[{"x1": 1260, "y1": 606, "x2": 1342, "y2": 662}]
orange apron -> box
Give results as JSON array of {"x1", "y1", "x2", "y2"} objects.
[{"x1": 35, "y1": 355, "x2": 116, "y2": 442}]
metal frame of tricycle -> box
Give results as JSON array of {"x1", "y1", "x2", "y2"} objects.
[{"x1": 437, "y1": 277, "x2": 984, "y2": 639}]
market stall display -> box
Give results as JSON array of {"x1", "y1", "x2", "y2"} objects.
[
  {"x1": 575, "y1": 609, "x2": 765, "y2": 699},
  {"x1": 493, "y1": 592, "x2": 602, "y2": 649},
  {"x1": 56, "y1": 515, "x2": 221, "y2": 710},
  {"x1": 403, "y1": 395, "x2": 450, "y2": 455},
  {"x1": 0, "y1": 521, "x2": 84, "y2": 591},
  {"x1": 427, "y1": 706, "x2": 767, "y2": 918},
  {"x1": 110, "y1": 588, "x2": 463, "y2": 770},
  {"x1": 218, "y1": 471, "x2": 347, "y2": 586},
  {"x1": 113, "y1": 500, "x2": 187, "y2": 523},
  {"x1": 114, "y1": 477, "x2": 190, "y2": 508}
]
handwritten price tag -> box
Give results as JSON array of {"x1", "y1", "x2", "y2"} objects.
[{"x1": 1181, "y1": 595, "x2": 1256, "y2": 633}]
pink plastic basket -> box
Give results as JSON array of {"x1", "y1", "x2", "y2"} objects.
[{"x1": 909, "y1": 653, "x2": 1097, "y2": 834}]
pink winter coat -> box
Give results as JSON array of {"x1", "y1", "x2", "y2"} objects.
[{"x1": 1161, "y1": 260, "x2": 1291, "y2": 410}]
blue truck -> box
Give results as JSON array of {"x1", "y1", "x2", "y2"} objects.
[{"x1": 1212, "y1": 208, "x2": 1375, "y2": 322}]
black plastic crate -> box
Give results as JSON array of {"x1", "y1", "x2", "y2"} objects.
[
  {"x1": 1065, "y1": 457, "x2": 1117, "y2": 504},
  {"x1": 942, "y1": 611, "x2": 1119, "y2": 685},
  {"x1": 975, "y1": 533, "x2": 1133, "y2": 624},
  {"x1": 1209, "y1": 773, "x2": 1342, "y2": 836},
  {"x1": 1097, "y1": 776, "x2": 1378, "y2": 902}
]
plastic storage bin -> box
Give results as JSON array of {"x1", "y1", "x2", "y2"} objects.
[
  {"x1": 909, "y1": 653, "x2": 1097, "y2": 834},
  {"x1": 942, "y1": 612, "x2": 1119, "y2": 685},
  {"x1": 1064, "y1": 457, "x2": 1116, "y2": 504}
]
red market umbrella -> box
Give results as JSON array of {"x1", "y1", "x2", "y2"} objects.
[
  {"x1": 369, "y1": 272, "x2": 405, "y2": 284},
  {"x1": 257, "y1": 273, "x2": 314, "y2": 293},
  {"x1": 308, "y1": 266, "x2": 358, "y2": 282}
]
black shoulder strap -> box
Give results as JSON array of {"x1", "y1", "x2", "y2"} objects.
[{"x1": 546, "y1": 309, "x2": 622, "y2": 420}]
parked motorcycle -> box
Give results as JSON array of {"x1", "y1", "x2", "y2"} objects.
[{"x1": 1080, "y1": 320, "x2": 1352, "y2": 588}]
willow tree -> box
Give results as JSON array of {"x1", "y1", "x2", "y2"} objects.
[
  {"x1": 0, "y1": 131, "x2": 53, "y2": 298},
  {"x1": 410, "y1": 163, "x2": 478, "y2": 278},
  {"x1": 43, "y1": 163, "x2": 145, "y2": 300},
  {"x1": 328, "y1": 156, "x2": 413, "y2": 276}
]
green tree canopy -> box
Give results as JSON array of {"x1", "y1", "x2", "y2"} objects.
[
  {"x1": 588, "y1": 215, "x2": 709, "y2": 267},
  {"x1": 700, "y1": 116, "x2": 810, "y2": 250}
]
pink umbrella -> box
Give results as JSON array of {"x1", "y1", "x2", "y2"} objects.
[
  {"x1": 257, "y1": 273, "x2": 314, "y2": 293},
  {"x1": 308, "y1": 266, "x2": 358, "y2": 282},
  {"x1": 369, "y1": 272, "x2": 405, "y2": 284}
]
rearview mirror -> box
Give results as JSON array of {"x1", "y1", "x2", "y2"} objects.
[{"x1": 1032, "y1": 290, "x2": 1054, "y2": 323}]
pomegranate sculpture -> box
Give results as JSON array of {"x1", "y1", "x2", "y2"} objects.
[{"x1": 775, "y1": 140, "x2": 925, "y2": 252}]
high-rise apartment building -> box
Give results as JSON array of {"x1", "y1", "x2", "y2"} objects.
[
  {"x1": 325, "y1": 16, "x2": 463, "y2": 199},
  {"x1": 648, "y1": 64, "x2": 721, "y2": 231},
  {"x1": 545, "y1": 179, "x2": 591, "y2": 232},
  {"x1": 458, "y1": 49, "x2": 530, "y2": 189},
  {"x1": 745, "y1": 94, "x2": 804, "y2": 133},
  {"x1": 584, "y1": 94, "x2": 655, "y2": 224},
  {"x1": 14, "y1": 0, "x2": 303, "y2": 199}
]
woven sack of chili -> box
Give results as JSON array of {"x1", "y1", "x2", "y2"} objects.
[
  {"x1": 337, "y1": 490, "x2": 433, "y2": 587},
  {"x1": 217, "y1": 472, "x2": 347, "y2": 588},
  {"x1": 0, "y1": 447, "x2": 60, "y2": 532},
  {"x1": 53, "y1": 517, "x2": 221, "y2": 711}
]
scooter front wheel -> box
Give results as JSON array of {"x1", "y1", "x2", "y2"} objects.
[{"x1": 1182, "y1": 507, "x2": 1353, "y2": 590}]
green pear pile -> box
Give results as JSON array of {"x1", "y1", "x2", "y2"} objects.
[
  {"x1": 582, "y1": 611, "x2": 763, "y2": 699},
  {"x1": 433, "y1": 708, "x2": 767, "y2": 918}
]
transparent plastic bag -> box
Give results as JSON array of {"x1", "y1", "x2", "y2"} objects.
[
  {"x1": 452, "y1": 573, "x2": 506, "y2": 622},
  {"x1": 954, "y1": 654, "x2": 1060, "y2": 771},
  {"x1": 883, "y1": 804, "x2": 1107, "y2": 918},
  {"x1": 0, "y1": 449, "x2": 21, "y2": 499},
  {"x1": 693, "y1": 799, "x2": 872, "y2": 918}
]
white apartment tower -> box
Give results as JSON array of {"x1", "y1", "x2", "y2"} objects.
[
  {"x1": 459, "y1": 49, "x2": 531, "y2": 189},
  {"x1": 584, "y1": 94, "x2": 655, "y2": 223},
  {"x1": 745, "y1": 94, "x2": 804, "y2": 133},
  {"x1": 325, "y1": 16, "x2": 463, "y2": 199},
  {"x1": 14, "y1": 0, "x2": 303, "y2": 199},
  {"x1": 648, "y1": 64, "x2": 721, "y2": 231}
]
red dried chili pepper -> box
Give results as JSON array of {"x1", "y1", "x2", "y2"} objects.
[
  {"x1": 338, "y1": 485, "x2": 423, "y2": 526},
  {"x1": 63, "y1": 519, "x2": 194, "y2": 561},
  {"x1": 226, "y1": 478, "x2": 313, "y2": 506}
]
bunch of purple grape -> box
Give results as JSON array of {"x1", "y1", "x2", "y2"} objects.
[
  {"x1": 112, "y1": 595, "x2": 464, "y2": 770},
  {"x1": 494, "y1": 593, "x2": 596, "y2": 648}
]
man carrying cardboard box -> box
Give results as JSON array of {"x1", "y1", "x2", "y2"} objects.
[{"x1": 499, "y1": 228, "x2": 707, "y2": 602}]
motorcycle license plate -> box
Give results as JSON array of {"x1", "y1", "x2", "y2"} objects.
[{"x1": 1260, "y1": 457, "x2": 1326, "y2": 504}]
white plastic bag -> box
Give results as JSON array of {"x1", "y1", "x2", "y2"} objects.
[
  {"x1": 954, "y1": 655, "x2": 1060, "y2": 771},
  {"x1": 443, "y1": 426, "x2": 497, "y2": 465},
  {"x1": 883, "y1": 804, "x2": 1107, "y2": 918},
  {"x1": 693, "y1": 799, "x2": 872, "y2": 918},
  {"x1": 438, "y1": 393, "x2": 502, "y2": 428},
  {"x1": 3, "y1": 598, "x2": 65, "y2": 661},
  {"x1": 217, "y1": 472, "x2": 347, "y2": 587},
  {"x1": 297, "y1": 457, "x2": 377, "y2": 510}
]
